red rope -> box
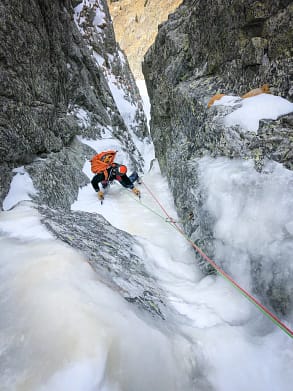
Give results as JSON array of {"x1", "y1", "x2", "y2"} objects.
[{"x1": 141, "y1": 180, "x2": 293, "y2": 338}]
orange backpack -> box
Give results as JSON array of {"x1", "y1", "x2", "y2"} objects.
[{"x1": 90, "y1": 150, "x2": 117, "y2": 179}]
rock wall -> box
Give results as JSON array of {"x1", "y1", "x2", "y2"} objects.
[
  {"x1": 0, "y1": 0, "x2": 148, "y2": 206},
  {"x1": 144, "y1": 0, "x2": 292, "y2": 99},
  {"x1": 143, "y1": 0, "x2": 293, "y2": 313}
]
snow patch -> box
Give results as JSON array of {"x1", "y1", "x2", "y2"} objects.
[{"x1": 218, "y1": 94, "x2": 293, "y2": 132}]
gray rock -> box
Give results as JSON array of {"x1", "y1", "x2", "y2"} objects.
[
  {"x1": 0, "y1": 0, "x2": 149, "y2": 206},
  {"x1": 26, "y1": 137, "x2": 93, "y2": 210},
  {"x1": 143, "y1": 0, "x2": 293, "y2": 314},
  {"x1": 39, "y1": 204, "x2": 169, "y2": 320}
]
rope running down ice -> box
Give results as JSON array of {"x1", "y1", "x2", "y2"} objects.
[{"x1": 138, "y1": 179, "x2": 293, "y2": 339}]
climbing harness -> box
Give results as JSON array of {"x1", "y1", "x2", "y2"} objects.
[{"x1": 138, "y1": 180, "x2": 293, "y2": 339}]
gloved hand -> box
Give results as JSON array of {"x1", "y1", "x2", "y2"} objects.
[
  {"x1": 132, "y1": 187, "x2": 140, "y2": 197},
  {"x1": 97, "y1": 191, "x2": 104, "y2": 200}
]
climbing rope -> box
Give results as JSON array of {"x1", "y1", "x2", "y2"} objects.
[
  {"x1": 125, "y1": 188, "x2": 167, "y2": 220},
  {"x1": 125, "y1": 188, "x2": 189, "y2": 225},
  {"x1": 140, "y1": 180, "x2": 293, "y2": 339}
]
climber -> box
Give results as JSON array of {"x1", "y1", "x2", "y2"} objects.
[{"x1": 90, "y1": 150, "x2": 141, "y2": 201}]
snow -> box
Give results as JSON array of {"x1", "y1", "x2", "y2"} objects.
[
  {"x1": 2, "y1": 166, "x2": 37, "y2": 211},
  {"x1": 100, "y1": 72, "x2": 155, "y2": 172},
  {"x1": 107, "y1": 73, "x2": 136, "y2": 127},
  {"x1": 214, "y1": 93, "x2": 293, "y2": 132},
  {"x1": 93, "y1": 8, "x2": 105, "y2": 29},
  {"x1": 1, "y1": 67, "x2": 293, "y2": 390},
  {"x1": 92, "y1": 51, "x2": 105, "y2": 66},
  {"x1": 74, "y1": 0, "x2": 106, "y2": 34},
  {"x1": 68, "y1": 107, "x2": 91, "y2": 128},
  {"x1": 0, "y1": 203, "x2": 52, "y2": 240},
  {"x1": 198, "y1": 157, "x2": 293, "y2": 299},
  {"x1": 136, "y1": 79, "x2": 151, "y2": 125}
]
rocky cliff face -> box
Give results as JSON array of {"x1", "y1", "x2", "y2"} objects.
[
  {"x1": 143, "y1": 0, "x2": 293, "y2": 313},
  {"x1": 0, "y1": 0, "x2": 148, "y2": 206}
]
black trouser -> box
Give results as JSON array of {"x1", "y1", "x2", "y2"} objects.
[
  {"x1": 91, "y1": 172, "x2": 105, "y2": 192},
  {"x1": 128, "y1": 172, "x2": 139, "y2": 183},
  {"x1": 91, "y1": 171, "x2": 139, "y2": 192}
]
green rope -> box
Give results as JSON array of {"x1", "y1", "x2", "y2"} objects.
[
  {"x1": 131, "y1": 184, "x2": 293, "y2": 339},
  {"x1": 124, "y1": 189, "x2": 169, "y2": 221}
]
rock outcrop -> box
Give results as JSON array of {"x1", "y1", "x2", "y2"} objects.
[
  {"x1": 143, "y1": 0, "x2": 293, "y2": 314},
  {"x1": 39, "y1": 204, "x2": 169, "y2": 319}
]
